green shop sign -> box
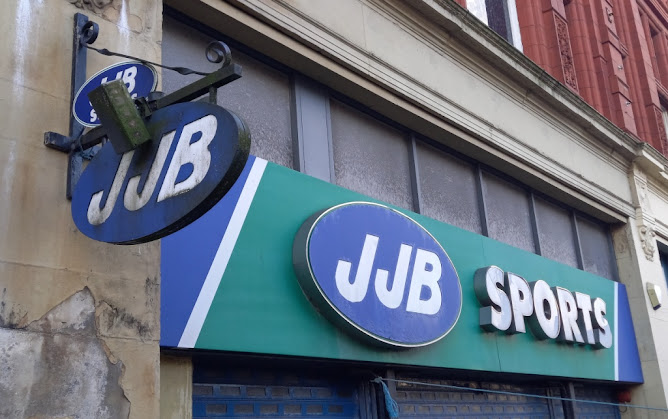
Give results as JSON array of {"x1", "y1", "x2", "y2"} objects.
[{"x1": 161, "y1": 156, "x2": 643, "y2": 383}]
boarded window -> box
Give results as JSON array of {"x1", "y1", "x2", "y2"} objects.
[
  {"x1": 330, "y1": 100, "x2": 413, "y2": 210},
  {"x1": 578, "y1": 217, "x2": 615, "y2": 280},
  {"x1": 482, "y1": 171, "x2": 535, "y2": 252},
  {"x1": 416, "y1": 142, "x2": 482, "y2": 233},
  {"x1": 534, "y1": 197, "x2": 578, "y2": 268},
  {"x1": 162, "y1": 17, "x2": 293, "y2": 168}
]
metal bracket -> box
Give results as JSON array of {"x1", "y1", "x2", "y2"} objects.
[
  {"x1": 45, "y1": 13, "x2": 241, "y2": 200},
  {"x1": 44, "y1": 13, "x2": 99, "y2": 199}
]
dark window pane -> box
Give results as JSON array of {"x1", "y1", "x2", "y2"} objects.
[
  {"x1": 578, "y1": 217, "x2": 615, "y2": 280},
  {"x1": 330, "y1": 100, "x2": 413, "y2": 210},
  {"x1": 486, "y1": 0, "x2": 512, "y2": 43},
  {"x1": 483, "y1": 172, "x2": 534, "y2": 252},
  {"x1": 661, "y1": 251, "x2": 668, "y2": 285},
  {"x1": 162, "y1": 17, "x2": 293, "y2": 168},
  {"x1": 534, "y1": 197, "x2": 578, "y2": 268},
  {"x1": 416, "y1": 142, "x2": 481, "y2": 233}
]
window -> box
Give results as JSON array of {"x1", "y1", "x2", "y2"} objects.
[
  {"x1": 162, "y1": 17, "x2": 294, "y2": 168},
  {"x1": 534, "y1": 197, "x2": 579, "y2": 269},
  {"x1": 482, "y1": 171, "x2": 535, "y2": 252},
  {"x1": 467, "y1": 0, "x2": 523, "y2": 51},
  {"x1": 660, "y1": 247, "x2": 668, "y2": 285},
  {"x1": 416, "y1": 142, "x2": 482, "y2": 234},
  {"x1": 576, "y1": 216, "x2": 616, "y2": 280},
  {"x1": 330, "y1": 99, "x2": 414, "y2": 210}
]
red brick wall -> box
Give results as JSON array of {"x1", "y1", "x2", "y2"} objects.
[{"x1": 461, "y1": 0, "x2": 668, "y2": 155}]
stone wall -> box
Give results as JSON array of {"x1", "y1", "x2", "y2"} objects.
[{"x1": 0, "y1": 1, "x2": 162, "y2": 418}]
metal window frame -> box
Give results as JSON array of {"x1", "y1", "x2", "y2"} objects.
[
  {"x1": 291, "y1": 75, "x2": 335, "y2": 181},
  {"x1": 408, "y1": 134, "x2": 423, "y2": 214}
]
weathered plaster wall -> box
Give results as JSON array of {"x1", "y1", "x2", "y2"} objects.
[
  {"x1": 0, "y1": 0, "x2": 162, "y2": 418},
  {"x1": 160, "y1": 355, "x2": 193, "y2": 419}
]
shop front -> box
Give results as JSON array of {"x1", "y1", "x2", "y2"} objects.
[{"x1": 161, "y1": 155, "x2": 643, "y2": 418}]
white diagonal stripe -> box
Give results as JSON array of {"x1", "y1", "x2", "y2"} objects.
[{"x1": 178, "y1": 158, "x2": 268, "y2": 348}]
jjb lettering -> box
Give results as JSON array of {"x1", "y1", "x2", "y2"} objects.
[
  {"x1": 87, "y1": 115, "x2": 216, "y2": 225},
  {"x1": 335, "y1": 234, "x2": 443, "y2": 315}
]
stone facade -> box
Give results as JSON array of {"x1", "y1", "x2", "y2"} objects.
[{"x1": 0, "y1": 1, "x2": 161, "y2": 418}]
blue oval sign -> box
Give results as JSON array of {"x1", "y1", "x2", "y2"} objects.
[
  {"x1": 72, "y1": 102, "x2": 250, "y2": 244},
  {"x1": 293, "y1": 202, "x2": 462, "y2": 347},
  {"x1": 73, "y1": 61, "x2": 158, "y2": 127}
]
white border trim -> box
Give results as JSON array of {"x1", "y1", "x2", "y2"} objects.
[
  {"x1": 614, "y1": 283, "x2": 619, "y2": 381},
  {"x1": 177, "y1": 158, "x2": 268, "y2": 348}
]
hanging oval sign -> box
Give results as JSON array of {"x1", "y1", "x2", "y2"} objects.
[
  {"x1": 293, "y1": 202, "x2": 462, "y2": 347},
  {"x1": 71, "y1": 102, "x2": 250, "y2": 244},
  {"x1": 73, "y1": 61, "x2": 158, "y2": 127}
]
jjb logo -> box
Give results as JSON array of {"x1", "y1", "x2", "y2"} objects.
[
  {"x1": 293, "y1": 202, "x2": 462, "y2": 347},
  {"x1": 72, "y1": 102, "x2": 250, "y2": 244},
  {"x1": 73, "y1": 61, "x2": 158, "y2": 127},
  {"x1": 87, "y1": 114, "x2": 217, "y2": 226},
  {"x1": 335, "y1": 233, "x2": 443, "y2": 316}
]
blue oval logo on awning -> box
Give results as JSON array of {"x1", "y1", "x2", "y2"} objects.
[
  {"x1": 71, "y1": 102, "x2": 250, "y2": 244},
  {"x1": 293, "y1": 202, "x2": 462, "y2": 347},
  {"x1": 73, "y1": 61, "x2": 158, "y2": 127}
]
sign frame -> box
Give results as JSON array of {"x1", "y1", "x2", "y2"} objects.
[
  {"x1": 71, "y1": 102, "x2": 250, "y2": 244},
  {"x1": 293, "y1": 201, "x2": 463, "y2": 348}
]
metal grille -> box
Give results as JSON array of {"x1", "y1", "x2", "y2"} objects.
[
  {"x1": 574, "y1": 386, "x2": 621, "y2": 419},
  {"x1": 393, "y1": 378, "x2": 557, "y2": 419},
  {"x1": 193, "y1": 368, "x2": 361, "y2": 418}
]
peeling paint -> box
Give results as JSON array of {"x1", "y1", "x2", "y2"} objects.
[
  {"x1": 0, "y1": 288, "x2": 131, "y2": 419},
  {"x1": 0, "y1": 288, "x2": 28, "y2": 328},
  {"x1": 96, "y1": 300, "x2": 153, "y2": 340}
]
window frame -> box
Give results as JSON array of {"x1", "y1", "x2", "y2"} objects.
[{"x1": 467, "y1": 0, "x2": 524, "y2": 51}]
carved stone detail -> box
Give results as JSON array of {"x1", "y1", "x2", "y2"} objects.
[
  {"x1": 67, "y1": 0, "x2": 114, "y2": 13},
  {"x1": 629, "y1": 164, "x2": 651, "y2": 208},
  {"x1": 654, "y1": 106, "x2": 668, "y2": 153},
  {"x1": 639, "y1": 224, "x2": 656, "y2": 261},
  {"x1": 554, "y1": 14, "x2": 579, "y2": 92}
]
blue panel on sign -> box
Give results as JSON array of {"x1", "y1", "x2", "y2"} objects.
[
  {"x1": 161, "y1": 156, "x2": 256, "y2": 347},
  {"x1": 296, "y1": 202, "x2": 462, "y2": 347},
  {"x1": 71, "y1": 102, "x2": 250, "y2": 244},
  {"x1": 73, "y1": 61, "x2": 157, "y2": 127},
  {"x1": 617, "y1": 283, "x2": 643, "y2": 383}
]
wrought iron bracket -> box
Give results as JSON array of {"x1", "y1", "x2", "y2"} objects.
[
  {"x1": 44, "y1": 13, "x2": 99, "y2": 199},
  {"x1": 45, "y1": 12, "x2": 241, "y2": 200}
]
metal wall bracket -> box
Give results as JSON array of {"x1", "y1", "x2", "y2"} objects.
[
  {"x1": 44, "y1": 13, "x2": 99, "y2": 199},
  {"x1": 45, "y1": 13, "x2": 242, "y2": 200}
]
